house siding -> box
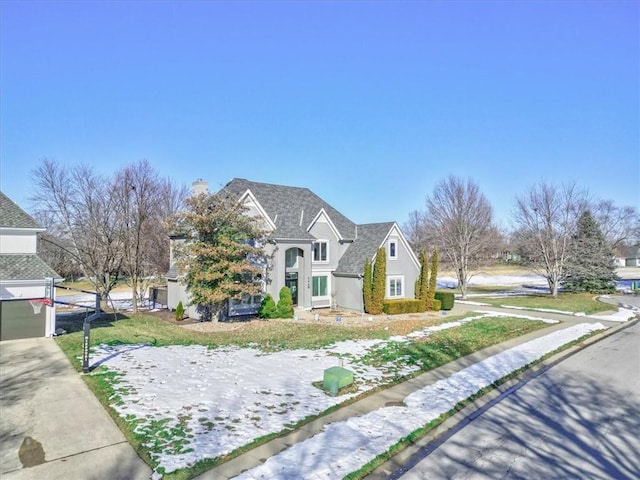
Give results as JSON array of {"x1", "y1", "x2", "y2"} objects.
[
  {"x1": 270, "y1": 240, "x2": 313, "y2": 309},
  {"x1": 384, "y1": 231, "x2": 419, "y2": 299},
  {"x1": 333, "y1": 275, "x2": 364, "y2": 311}
]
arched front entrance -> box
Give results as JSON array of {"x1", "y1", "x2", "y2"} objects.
[{"x1": 285, "y1": 247, "x2": 304, "y2": 306}]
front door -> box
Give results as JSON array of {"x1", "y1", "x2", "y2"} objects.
[{"x1": 285, "y1": 272, "x2": 298, "y2": 306}]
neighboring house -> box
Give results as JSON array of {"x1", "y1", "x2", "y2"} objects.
[
  {"x1": 0, "y1": 192, "x2": 61, "y2": 340},
  {"x1": 167, "y1": 179, "x2": 420, "y2": 318},
  {"x1": 624, "y1": 245, "x2": 640, "y2": 267}
]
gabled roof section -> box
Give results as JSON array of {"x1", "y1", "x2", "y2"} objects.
[
  {"x1": 238, "y1": 189, "x2": 277, "y2": 231},
  {"x1": 334, "y1": 222, "x2": 395, "y2": 276},
  {"x1": 0, "y1": 192, "x2": 42, "y2": 229},
  {"x1": 0, "y1": 255, "x2": 61, "y2": 281},
  {"x1": 307, "y1": 208, "x2": 342, "y2": 240},
  {"x1": 220, "y1": 179, "x2": 357, "y2": 241}
]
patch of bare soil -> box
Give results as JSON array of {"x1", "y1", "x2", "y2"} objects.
[{"x1": 150, "y1": 307, "x2": 449, "y2": 333}]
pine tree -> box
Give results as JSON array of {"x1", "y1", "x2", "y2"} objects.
[
  {"x1": 276, "y1": 287, "x2": 294, "y2": 318},
  {"x1": 428, "y1": 249, "x2": 439, "y2": 309},
  {"x1": 370, "y1": 247, "x2": 386, "y2": 314},
  {"x1": 563, "y1": 211, "x2": 617, "y2": 293},
  {"x1": 417, "y1": 250, "x2": 429, "y2": 311},
  {"x1": 363, "y1": 258, "x2": 373, "y2": 313},
  {"x1": 175, "y1": 301, "x2": 185, "y2": 321},
  {"x1": 175, "y1": 191, "x2": 267, "y2": 321}
]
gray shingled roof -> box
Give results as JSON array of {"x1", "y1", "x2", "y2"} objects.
[
  {"x1": 335, "y1": 222, "x2": 395, "y2": 276},
  {"x1": 0, "y1": 255, "x2": 60, "y2": 281},
  {"x1": 220, "y1": 179, "x2": 357, "y2": 241},
  {"x1": 0, "y1": 191, "x2": 42, "y2": 229}
]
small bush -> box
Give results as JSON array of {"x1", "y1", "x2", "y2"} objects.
[
  {"x1": 383, "y1": 299, "x2": 424, "y2": 315},
  {"x1": 258, "y1": 294, "x2": 278, "y2": 319},
  {"x1": 276, "y1": 287, "x2": 294, "y2": 318},
  {"x1": 435, "y1": 291, "x2": 454, "y2": 310},
  {"x1": 432, "y1": 299, "x2": 442, "y2": 311},
  {"x1": 175, "y1": 301, "x2": 185, "y2": 321}
]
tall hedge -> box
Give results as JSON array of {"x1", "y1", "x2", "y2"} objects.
[
  {"x1": 370, "y1": 247, "x2": 386, "y2": 315},
  {"x1": 417, "y1": 250, "x2": 429, "y2": 311},
  {"x1": 363, "y1": 258, "x2": 373, "y2": 313},
  {"x1": 428, "y1": 249, "x2": 439, "y2": 310}
]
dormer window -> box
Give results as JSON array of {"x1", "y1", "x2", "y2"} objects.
[
  {"x1": 389, "y1": 239, "x2": 398, "y2": 260},
  {"x1": 312, "y1": 240, "x2": 328, "y2": 263}
]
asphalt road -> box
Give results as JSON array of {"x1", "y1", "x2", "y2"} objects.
[{"x1": 394, "y1": 322, "x2": 640, "y2": 480}]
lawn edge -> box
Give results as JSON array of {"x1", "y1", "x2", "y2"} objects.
[{"x1": 360, "y1": 317, "x2": 640, "y2": 480}]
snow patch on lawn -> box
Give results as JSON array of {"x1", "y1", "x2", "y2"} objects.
[
  {"x1": 234, "y1": 322, "x2": 606, "y2": 480},
  {"x1": 87, "y1": 314, "x2": 568, "y2": 478}
]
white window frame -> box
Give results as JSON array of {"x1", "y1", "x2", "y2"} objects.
[
  {"x1": 387, "y1": 275, "x2": 404, "y2": 298},
  {"x1": 312, "y1": 240, "x2": 329, "y2": 263},
  {"x1": 388, "y1": 239, "x2": 398, "y2": 260},
  {"x1": 311, "y1": 274, "x2": 330, "y2": 299}
]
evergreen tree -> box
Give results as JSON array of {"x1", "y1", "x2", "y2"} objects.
[
  {"x1": 370, "y1": 247, "x2": 386, "y2": 314},
  {"x1": 417, "y1": 250, "x2": 429, "y2": 311},
  {"x1": 563, "y1": 211, "x2": 617, "y2": 293},
  {"x1": 258, "y1": 294, "x2": 277, "y2": 319},
  {"x1": 175, "y1": 301, "x2": 185, "y2": 321},
  {"x1": 363, "y1": 258, "x2": 373, "y2": 313},
  {"x1": 276, "y1": 286, "x2": 294, "y2": 318},
  {"x1": 175, "y1": 191, "x2": 267, "y2": 321},
  {"x1": 428, "y1": 249, "x2": 439, "y2": 309}
]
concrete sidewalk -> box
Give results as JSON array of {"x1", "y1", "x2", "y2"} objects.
[
  {"x1": 0, "y1": 337, "x2": 151, "y2": 480},
  {"x1": 194, "y1": 310, "x2": 631, "y2": 480}
]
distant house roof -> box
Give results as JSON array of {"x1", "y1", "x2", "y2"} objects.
[
  {"x1": 0, "y1": 191, "x2": 42, "y2": 229},
  {"x1": 220, "y1": 179, "x2": 357, "y2": 241},
  {"x1": 335, "y1": 222, "x2": 395, "y2": 276},
  {"x1": 0, "y1": 255, "x2": 60, "y2": 281}
]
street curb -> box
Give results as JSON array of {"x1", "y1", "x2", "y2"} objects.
[{"x1": 366, "y1": 317, "x2": 640, "y2": 479}]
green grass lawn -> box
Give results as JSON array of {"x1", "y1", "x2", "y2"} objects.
[
  {"x1": 55, "y1": 313, "x2": 465, "y2": 369},
  {"x1": 472, "y1": 292, "x2": 614, "y2": 314},
  {"x1": 55, "y1": 311, "x2": 555, "y2": 479}
]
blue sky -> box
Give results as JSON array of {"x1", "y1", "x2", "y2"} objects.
[{"x1": 1, "y1": 0, "x2": 638, "y2": 230}]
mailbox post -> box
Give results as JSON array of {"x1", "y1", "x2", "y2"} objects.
[{"x1": 82, "y1": 311, "x2": 102, "y2": 374}]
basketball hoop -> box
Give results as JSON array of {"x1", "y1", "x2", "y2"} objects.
[{"x1": 29, "y1": 299, "x2": 50, "y2": 315}]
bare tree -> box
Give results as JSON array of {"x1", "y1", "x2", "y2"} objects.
[
  {"x1": 591, "y1": 200, "x2": 639, "y2": 250},
  {"x1": 414, "y1": 175, "x2": 498, "y2": 299},
  {"x1": 31, "y1": 159, "x2": 123, "y2": 302},
  {"x1": 512, "y1": 182, "x2": 589, "y2": 297},
  {"x1": 115, "y1": 160, "x2": 188, "y2": 312},
  {"x1": 31, "y1": 158, "x2": 186, "y2": 311}
]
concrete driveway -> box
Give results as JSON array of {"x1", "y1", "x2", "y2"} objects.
[{"x1": 0, "y1": 337, "x2": 151, "y2": 480}]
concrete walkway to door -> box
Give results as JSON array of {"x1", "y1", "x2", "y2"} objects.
[{"x1": 0, "y1": 337, "x2": 151, "y2": 480}]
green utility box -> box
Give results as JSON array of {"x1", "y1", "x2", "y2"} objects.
[{"x1": 323, "y1": 366, "x2": 354, "y2": 395}]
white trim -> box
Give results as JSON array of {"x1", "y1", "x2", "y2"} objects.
[
  {"x1": 238, "y1": 189, "x2": 277, "y2": 231},
  {"x1": 378, "y1": 224, "x2": 421, "y2": 271},
  {"x1": 311, "y1": 273, "x2": 331, "y2": 300},
  {"x1": 388, "y1": 238, "x2": 398, "y2": 260},
  {"x1": 0, "y1": 227, "x2": 46, "y2": 234},
  {"x1": 307, "y1": 208, "x2": 342, "y2": 240},
  {"x1": 312, "y1": 239, "x2": 329, "y2": 263},
  {"x1": 387, "y1": 275, "x2": 405, "y2": 298}
]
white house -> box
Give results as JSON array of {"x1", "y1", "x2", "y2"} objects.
[{"x1": 0, "y1": 192, "x2": 61, "y2": 340}]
